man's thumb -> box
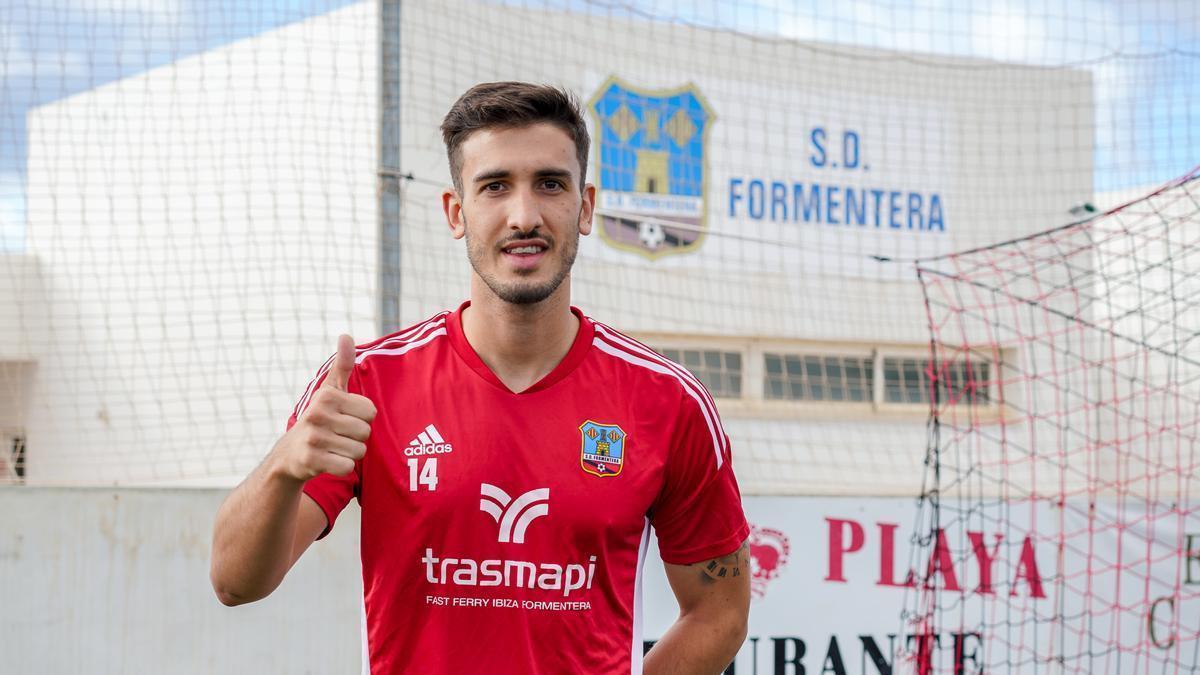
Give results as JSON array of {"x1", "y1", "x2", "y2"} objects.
[{"x1": 324, "y1": 334, "x2": 355, "y2": 391}]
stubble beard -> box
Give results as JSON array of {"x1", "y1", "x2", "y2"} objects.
[{"x1": 463, "y1": 211, "x2": 581, "y2": 305}]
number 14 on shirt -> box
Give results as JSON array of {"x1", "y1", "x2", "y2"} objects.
[{"x1": 407, "y1": 458, "x2": 439, "y2": 491}]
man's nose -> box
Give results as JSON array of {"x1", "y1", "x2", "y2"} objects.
[{"x1": 507, "y1": 187, "x2": 544, "y2": 230}]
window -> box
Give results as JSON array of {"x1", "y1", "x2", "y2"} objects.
[
  {"x1": 658, "y1": 348, "x2": 742, "y2": 398},
  {"x1": 883, "y1": 357, "x2": 991, "y2": 405},
  {"x1": 763, "y1": 354, "x2": 874, "y2": 402},
  {"x1": 937, "y1": 359, "x2": 991, "y2": 405},
  {"x1": 2, "y1": 434, "x2": 24, "y2": 484},
  {"x1": 883, "y1": 357, "x2": 925, "y2": 404},
  {"x1": 12, "y1": 435, "x2": 24, "y2": 479},
  {"x1": 642, "y1": 334, "x2": 1000, "y2": 417}
]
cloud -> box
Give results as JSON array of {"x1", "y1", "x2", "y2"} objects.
[
  {"x1": 72, "y1": 0, "x2": 186, "y2": 24},
  {"x1": 761, "y1": 0, "x2": 1154, "y2": 66},
  {"x1": 967, "y1": 7, "x2": 1048, "y2": 62},
  {"x1": 0, "y1": 25, "x2": 36, "y2": 79},
  {"x1": 2, "y1": 15, "x2": 105, "y2": 83}
]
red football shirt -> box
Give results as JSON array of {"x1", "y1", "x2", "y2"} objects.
[{"x1": 290, "y1": 302, "x2": 748, "y2": 674}]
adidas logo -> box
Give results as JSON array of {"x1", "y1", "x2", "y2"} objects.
[
  {"x1": 479, "y1": 484, "x2": 550, "y2": 544},
  {"x1": 405, "y1": 424, "x2": 453, "y2": 457}
]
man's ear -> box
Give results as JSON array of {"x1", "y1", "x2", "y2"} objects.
[
  {"x1": 443, "y1": 187, "x2": 466, "y2": 240},
  {"x1": 579, "y1": 183, "x2": 596, "y2": 236}
]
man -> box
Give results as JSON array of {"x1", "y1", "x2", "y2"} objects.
[{"x1": 211, "y1": 81, "x2": 750, "y2": 674}]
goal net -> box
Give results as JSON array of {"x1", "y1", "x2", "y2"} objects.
[
  {"x1": 0, "y1": 0, "x2": 1196, "y2": 497},
  {"x1": 903, "y1": 168, "x2": 1200, "y2": 673}
]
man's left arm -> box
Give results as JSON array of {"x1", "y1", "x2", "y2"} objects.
[{"x1": 645, "y1": 538, "x2": 751, "y2": 675}]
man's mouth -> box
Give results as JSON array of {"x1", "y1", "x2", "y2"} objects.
[
  {"x1": 500, "y1": 239, "x2": 550, "y2": 269},
  {"x1": 501, "y1": 239, "x2": 550, "y2": 256}
]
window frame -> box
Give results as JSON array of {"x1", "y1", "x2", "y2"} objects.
[
  {"x1": 638, "y1": 333, "x2": 1008, "y2": 421},
  {"x1": 655, "y1": 345, "x2": 744, "y2": 400}
]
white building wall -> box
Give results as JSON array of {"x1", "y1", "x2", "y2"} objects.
[
  {"x1": 23, "y1": 4, "x2": 378, "y2": 485},
  {"x1": 394, "y1": 0, "x2": 1094, "y2": 343},
  {"x1": 0, "y1": 254, "x2": 44, "y2": 362},
  {"x1": 391, "y1": 0, "x2": 1094, "y2": 495},
  {"x1": 16, "y1": 0, "x2": 1097, "y2": 494},
  {"x1": 1091, "y1": 179, "x2": 1200, "y2": 499}
]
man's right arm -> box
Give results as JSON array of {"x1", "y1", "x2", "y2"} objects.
[
  {"x1": 209, "y1": 461, "x2": 330, "y2": 606},
  {"x1": 209, "y1": 335, "x2": 376, "y2": 606}
]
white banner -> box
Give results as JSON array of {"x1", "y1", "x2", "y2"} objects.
[{"x1": 641, "y1": 497, "x2": 1200, "y2": 674}]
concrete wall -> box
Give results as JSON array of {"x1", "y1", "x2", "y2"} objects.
[{"x1": 0, "y1": 487, "x2": 363, "y2": 674}]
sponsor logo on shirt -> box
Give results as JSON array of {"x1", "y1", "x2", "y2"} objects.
[
  {"x1": 479, "y1": 484, "x2": 549, "y2": 544},
  {"x1": 579, "y1": 420, "x2": 625, "y2": 477},
  {"x1": 420, "y1": 549, "x2": 598, "y2": 598},
  {"x1": 419, "y1": 483, "x2": 599, "y2": 599},
  {"x1": 405, "y1": 423, "x2": 453, "y2": 456}
]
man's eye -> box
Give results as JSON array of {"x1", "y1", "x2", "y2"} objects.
[
  {"x1": 542, "y1": 180, "x2": 563, "y2": 190},
  {"x1": 483, "y1": 182, "x2": 504, "y2": 192}
]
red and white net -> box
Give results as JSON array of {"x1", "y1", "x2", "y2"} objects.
[{"x1": 903, "y1": 168, "x2": 1200, "y2": 674}]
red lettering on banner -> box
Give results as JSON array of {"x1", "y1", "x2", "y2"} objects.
[
  {"x1": 924, "y1": 529, "x2": 962, "y2": 592},
  {"x1": 1012, "y1": 536, "x2": 1046, "y2": 598},
  {"x1": 825, "y1": 517, "x2": 865, "y2": 582},
  {"x1": 968, "y1": 531, "x2": 1003, "y2": 594},
  {"x1": 826, "y1": 515, "x2": 1046, "y2": 599},
  {"x1": 878, "y1": 522, "x2": 916, "y2": 587}
]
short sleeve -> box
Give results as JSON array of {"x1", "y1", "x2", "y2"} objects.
[
  {"x1": 650, "y1": 392, "x2": 749, "y2": 565},
  {"x1": 286, "y1": 355, "x2": 363, "y2": 541}
]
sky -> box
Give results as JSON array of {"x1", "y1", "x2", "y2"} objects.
[
  {"x1": 605, "y1": 0, "x2": 1200, "y2": 188},
  {"x1": 1, "y1": 0, "x2": 1197, "y2": 251},
  {"x1": 0, "y1": 0, "x2": 358, "y2": 249}
]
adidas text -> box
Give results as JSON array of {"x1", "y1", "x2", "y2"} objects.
[{"x1": 405, "y1": 442, "x2": 453, "y2": 457}]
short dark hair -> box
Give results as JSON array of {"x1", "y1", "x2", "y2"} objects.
[{"x1": 440, "y1": 82, "x2": 590, "y2": 192}]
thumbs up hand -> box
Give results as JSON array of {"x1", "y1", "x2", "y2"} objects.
[
  {"x1": 325, "y1": 334, "x2": 357, "y2": 392},
  {"x1": 272, "y1": 335, "x2": 378, "y2": 482}
]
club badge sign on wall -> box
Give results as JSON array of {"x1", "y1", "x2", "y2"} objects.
[{"x1": 588, "y1": 77, "x2": 713, "y2": 259}]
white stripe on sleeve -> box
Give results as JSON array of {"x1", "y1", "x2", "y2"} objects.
[
  {"x1": 293, "y1": 314, "x2": 447, "y2": 418},
  {"x1": 593, "y1": 324, "x2": 728, "y2": 456},
  {"x1": 592, "y1": 337, "x2": 724, "y2": 469}
]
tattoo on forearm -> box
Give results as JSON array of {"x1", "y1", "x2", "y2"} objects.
[{"x1": 700, "y1": 540, "x2": 750, "y2": 582}]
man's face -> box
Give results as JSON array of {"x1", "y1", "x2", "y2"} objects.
[{"x1": 443, "y1": 122, "x2": 594, "y2": 305}]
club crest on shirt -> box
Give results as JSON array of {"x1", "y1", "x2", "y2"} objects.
[{"x1": 579, "y1": 421, "x2": 626, "y2": 478}]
